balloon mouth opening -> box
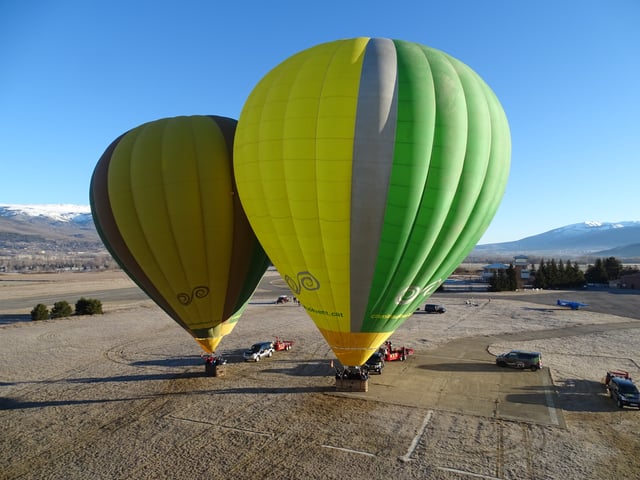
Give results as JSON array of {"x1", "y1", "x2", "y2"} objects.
[{"x1": 317, "y1": 328, "x2": 394, "y2": 366}]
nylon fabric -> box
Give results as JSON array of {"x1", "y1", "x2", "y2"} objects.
[
  {"x1": 91, "y1": 116, "x2": 269, "y2": 354},
  {"x1": 234, "y1": 38, "x2": 510, "y2": 366}
]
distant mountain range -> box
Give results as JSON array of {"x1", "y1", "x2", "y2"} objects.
[
  {"x1": 1, "y1": 204, "x2": 640, "y2": 261},
  {"x1": 0, "y1": 204, "x2": 104, "y2": 258},
  {"x1": 472, "y1": 221, "x2": 640, "y2": 260}
]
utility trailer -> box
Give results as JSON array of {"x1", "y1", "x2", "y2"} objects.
[
  {"x1": 380, "y1": 341, "x2": 414, "y2": 362},
  {"x1": 605, "y1": 370, "x2": 631, "y2": 385},
  {"x1": 273, "y1": 336, "x2": 294, "y2": 351}
]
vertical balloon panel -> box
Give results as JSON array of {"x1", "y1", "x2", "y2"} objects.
[{"x1": 235, "y1": 38, "x2": 510, "y2": 366}]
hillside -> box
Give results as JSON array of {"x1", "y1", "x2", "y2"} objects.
[{"x1": 2, "y1": 205, "x2": 640, "y2": 267}]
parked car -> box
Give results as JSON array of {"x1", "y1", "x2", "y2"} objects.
[
  {"x1": 607, "y1": 376, "x2": 640, "y2": 409},
  {"x1": 424, "y1": 304, "x2": 446, "y2": 314},
  {"x1": 363, "y1": 352, "x2": 385, "y2": 374},
  {"x1": 243, "y1": 341, "x2": 275, "y2": 362},
  {"x1": 495, "y1": 350, "x2": 542, "y2": 371}
]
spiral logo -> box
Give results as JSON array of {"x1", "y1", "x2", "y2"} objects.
[
  {"x1": 286, "y1": 271, "x2": 320, "y2": 294},
  {"x1": 395, "y1": 280, "x2": 442, "y2": 305},
  {"x1": 285, "y1": 274, "x2": 301, "y2": 294},
  {"x1": 177, "y1": 285, "x2": 210, "y2": 305},
  {"x1": 193, "y1": 286, "x2": 209, "y2": 299},
  {"x1": 396, "y1": 285, "x2": 421, "y2": 305},
  {"x1": 297, "y1": 271, "x2": 320, "y2": 291}
]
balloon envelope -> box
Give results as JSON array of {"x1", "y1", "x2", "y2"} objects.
[
  {"x1": 234, "y1": 38, "x2": 511, "y2": 366},
  {"x1": 90, "y1": 115, "x2": 269, "y2": 353}
]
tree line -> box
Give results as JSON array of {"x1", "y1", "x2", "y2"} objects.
[
  {"x1": 489, "y1": 257, "x2": 639, "y2": 292},
  {"x1": 31, "y1": 297, "x2": 103, "y2": 321}
]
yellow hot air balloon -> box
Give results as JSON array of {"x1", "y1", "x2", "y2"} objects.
[
  {"x1": 90, "y1": 115, "x2": 269, "y2": 354},
  {"x1": 234, "y1": 38, "x2": 510, "y2": 367}
]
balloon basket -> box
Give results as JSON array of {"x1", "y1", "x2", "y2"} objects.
[
  {"x1": 335, "y1": 377, "x2": 368, "y2": 392},
  {"x1": 205, "y1": 363, "x2": 226, "y2": 377}
]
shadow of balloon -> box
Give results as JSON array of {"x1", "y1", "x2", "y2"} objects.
[
  {"x1": 131, "y1": 356, "x2": 204, "y2": 368},
  {"x1": 210, "y1": 385, "x2": 334, "y2": 395},
  {"x1": 67, "y1": 371, "x2": 206, "y2": 384},
  {"x1": 0, "y1": 395, "x2": 150, "y2": 411},
  {"x1": 262, "y1": 359, "x2": 335, "y2": 377},
  {"x1": 219, "y1": 348, "x2": 248, "y2": 357}
]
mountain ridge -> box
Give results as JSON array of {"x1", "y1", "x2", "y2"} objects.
[{"x1": 2, "y1": 204, "x2": 640, "y2": 261}]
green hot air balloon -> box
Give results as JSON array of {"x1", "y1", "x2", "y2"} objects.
[
  {"x1": 234, "y1": 38, "x2": 511, "y2": 367},
  {"x1": 90, "y1": 115, "x2": 269, "y2": 354}
]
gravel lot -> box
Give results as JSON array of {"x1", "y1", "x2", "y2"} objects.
[{"x1": 1, "y1": 270, "x2": 639, "y2": 480}]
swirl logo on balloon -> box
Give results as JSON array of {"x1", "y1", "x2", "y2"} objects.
[
  {"x1": 285, "y1": 271, "x2": 320, "y2": 295},
  {"x1": 177, "y1": 286, "x2": 210, "y2": 306}
]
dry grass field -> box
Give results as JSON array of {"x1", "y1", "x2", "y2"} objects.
[{"x1": 1, "y1": 270, "x2": 639, "y2": 479}]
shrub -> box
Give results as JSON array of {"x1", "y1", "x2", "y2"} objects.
[
  {"x1": 75, "y1": 297, "x2": 103, "y2": 315},
  {"x1": 51, "y1": 300, "x2": 73, "y2": 319},
  {"x1": 31, "y1": 303, "x2": 50, "y2": 321}
]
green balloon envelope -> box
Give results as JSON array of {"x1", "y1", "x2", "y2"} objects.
[{"x1": 234, "y1": 38, "x2": 511, "y2": 366}]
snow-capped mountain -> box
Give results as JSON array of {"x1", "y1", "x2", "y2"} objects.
[
  {"x1": 0, "y1": 204, "x2": 93, "y2": 224},
  {"x1": 0, "y1": 204, "x2": 102, "y2": 258},
  {"x1": 1, "y1": 204, "x2": 639, "y2": 260},
  {"x1": 473, "y1": 221, "x2": 640, "y2": 259}
]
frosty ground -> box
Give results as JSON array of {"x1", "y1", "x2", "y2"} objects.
[{"x1": 1, "y1": 270, "x2": 638, "y2": 479}]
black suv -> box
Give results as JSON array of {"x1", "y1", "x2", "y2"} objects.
[
  {"x1": 363, "y1": 352, "x2": 384, "y2": 374},
  {"x1": 495, "y1": 350, "x2": 542, "y2": 371},
  {"x1": 607, "y1": 376, "x2": 640, "y2": 409},
  {"x1": 424, "y1": 304, "x2": 446, "y2": 313}
]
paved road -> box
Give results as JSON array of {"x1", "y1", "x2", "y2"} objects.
[
  {"x1": 0, "y1": 287, "x2": 149, "y2": 313},
  {"x1": 434, "y1": 288, "x2": 640, "y2": 320}
]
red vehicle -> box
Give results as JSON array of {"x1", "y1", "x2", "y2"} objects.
[
  {"x1": 273, "y1": 336, "x2": 294, "y2": 351},
  {"x1": 381, "y1": 341, "x2": 414, "y2": 362},
  {"x1": 605, "y1": 370, "x2": 631, "y2": 385}
]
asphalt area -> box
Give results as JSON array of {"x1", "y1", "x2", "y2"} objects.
[
  {"x1": 326, "y1": 288, "x2": 640, "y2": 427},
  {"x1": 260, "y1": 274, "x2": 640, "y2": 429},
  {"x1": 331, "y1": 340, "x2": 563, "y2": 428}
]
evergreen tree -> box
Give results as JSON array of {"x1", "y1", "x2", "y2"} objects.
[
  {"x1": 603, "y1": 257, "x2": 623, "y2": 280},
  {"x1": 548, "y1": 259, "x2": 559, "y2": 287},
  {"x1": 75, "y1": 297, "x2": 103, "y2": 315},
  {"x1": 533, "y1": 259, "x2": 547, "y2": 289},
  {"x1": 506, "y1": 264, "x2": 518, "y2": 290},
  {"x1": 51, "y1": 300, "x2": 73, "y2": 319},
  {"x1": 557, "y1": 260, "x2": 566, "y2": 286},
  {"x1": 31, "y1": 303, "x2": 49, "y2": 321},
  {"x1": 568, "y1": 261, "x2": 586, "y2": 287},
  {"x1": 585, "y1": 259, "x2": 608, "y2": 284}
]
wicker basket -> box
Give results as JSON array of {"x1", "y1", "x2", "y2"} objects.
[{"x1": 335, "y1": 377, "x2": 368, "y2": 392}]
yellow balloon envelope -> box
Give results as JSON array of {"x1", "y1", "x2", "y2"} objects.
[
  {"x1": 234, "y1": 38, "x2": 511, "y2": 366},
  {"x1": 90, "y1": 115, "x2": 269, "y2": 353}
]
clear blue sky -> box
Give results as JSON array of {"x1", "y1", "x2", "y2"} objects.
[{"x1": 1, "y1": 1, "x2": 638, "y2": 243}]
